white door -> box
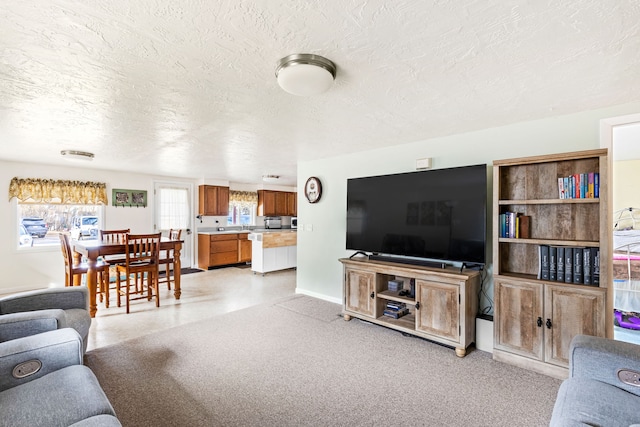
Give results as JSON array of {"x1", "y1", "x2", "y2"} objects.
[{"x1": 154, "y1": 182, "x2": 193, "y2": 268}]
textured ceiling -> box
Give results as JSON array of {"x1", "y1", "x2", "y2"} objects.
[{"x1": 1, "y1": 1, "x2": 639, "y2": 185}]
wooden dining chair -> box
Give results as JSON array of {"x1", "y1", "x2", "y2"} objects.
[
  {"x1": 159, "y1": 229, "x2": 182, "y2": 290},
  {"x1": 116, "y1": 233, "x2": 161, "y2": 314},
  {"x1": 59, "y1": 233, "x2": 111, "y2": 305}
]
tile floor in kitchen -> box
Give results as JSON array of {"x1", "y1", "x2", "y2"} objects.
[{"x1": 87, "y1": 266, "x2": 297, "y2": 350}]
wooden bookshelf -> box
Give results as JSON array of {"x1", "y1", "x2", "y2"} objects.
[{"x1": 492, "y1": 149, "x2": 610, "y2": 379}]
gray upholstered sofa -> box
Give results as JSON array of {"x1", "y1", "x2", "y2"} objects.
[
  {"x1": 550, "y1": 334, "x2": 640, "y2": 427},
  {"x1": 0, "y1": 328, "x2": 120, "y2": 426},
  {"x1": 0, "y1": 287, "x2": 92, "y2": 353}
]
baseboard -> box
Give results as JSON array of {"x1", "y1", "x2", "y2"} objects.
[
  {"x1": 475, "y1": 317, "x2": 494, "y2": 353},
  {"x1": 295, "y1": 288, "x2": 341, "y2": 305}
]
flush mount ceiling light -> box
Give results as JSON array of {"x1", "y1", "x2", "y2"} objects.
[
  {"x1": 262, "y1": 175, "x2": 280, "y2": 183},
  {"x1": 275, "y1": 54, "x2": 336, "y2": 96},
  {"x1": 61, "y1": 150, "x2": 94, "y2": 161}
]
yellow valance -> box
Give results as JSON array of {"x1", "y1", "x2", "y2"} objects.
[
  {"x1": 229, "y1": 190, "x2": 258, "y2": 205},
  {"x1": 9, "y1": 177, "x2": 108, "y2": 205}
]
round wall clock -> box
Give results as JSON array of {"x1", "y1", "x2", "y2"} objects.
[{"x1": 304, "y1": 177, "x2": 322, "y2": 203}]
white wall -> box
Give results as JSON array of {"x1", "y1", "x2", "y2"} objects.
[
  {"x1": 295, "y1": 102, "x2": 640, "y2": 311},
  {"x1": 0, "y1": 160, "x2": 197, "y2": 294},
  {"x1": 613, "y1": 159, "x2": 640, "y2": 215}
]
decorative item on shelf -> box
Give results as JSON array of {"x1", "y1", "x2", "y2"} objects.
[
  {"x1": 304, "y1": 177, "x2": 322, "y2": 203},
  {"x1": 112, "y1": 189, "x2": 147, "y2": 207}
]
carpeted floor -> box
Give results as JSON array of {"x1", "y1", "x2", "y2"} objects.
[{"x1": 86, "y1": 295, "x2": 561, "y2": 427}]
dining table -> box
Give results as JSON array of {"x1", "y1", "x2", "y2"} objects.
[{"x1": 72, "y1": 237, "x2": 183, "y2": 317}]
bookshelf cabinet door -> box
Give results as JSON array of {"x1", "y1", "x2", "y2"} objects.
[
  {"x1": 415, "y1": 280, "x2": 460, "y2": 343},
  {"x1": 494, "y1": 279, "x2": 544, "y2": 360},
  {"x1": 543, "y1": 284, "x2": 606, "y2": 367},
  {"x1": 344, "y1": 267, "x2": 376, "y2": 318}
]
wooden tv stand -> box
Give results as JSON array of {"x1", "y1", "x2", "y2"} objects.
[{"x1": 340, "y1": 257, "x2": 480, "y2": 357}]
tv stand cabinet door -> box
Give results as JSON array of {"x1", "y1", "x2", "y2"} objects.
[
  {"x1": 344, "y1": 267, "x2": 377, "y2": 318},
  {"x1": 415, "y1": 280, "x2": 460, "y2": 343}
]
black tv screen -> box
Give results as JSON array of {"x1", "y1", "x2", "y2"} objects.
[{"x1": 346, "y1": 164, "x2": 487, "y2": 265}]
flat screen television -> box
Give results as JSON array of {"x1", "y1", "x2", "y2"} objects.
[{"x1": 346, "y1": 164, "x2": 487, "y2": 267}]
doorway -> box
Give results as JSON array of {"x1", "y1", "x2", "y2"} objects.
[
  {"x1": 154, "y1": 182, "x2": 193, "y2": 268},
  {"x1": 602, "y1": 114, "x2": 640, "y2": 345}
]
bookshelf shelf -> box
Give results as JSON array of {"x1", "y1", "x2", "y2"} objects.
[
  {"x1": 492, "y1": 149, "x2": 610, "y2": 379},
  {"x1": 499, "y1": 198, "x2": 599, "y2": 205},
  {"x1": 340, "y1": 257, "x2": 479, "y2": 357}
]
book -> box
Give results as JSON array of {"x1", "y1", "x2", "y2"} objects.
[
  {"x1": 549, "y1": 246, "x2": 557, "y2": 281},
  {"x1": 588, "y1": 172, "x2": 594, "y2": 198},
  {"x1": 573, "y1": 247, "x2": 584, "y2": 284},
  {"x1": 383, "y1": 308, "x2": 410, "y2": 319},
  {"x1": 519, "y1": 215, "x2": 531, "y2": 239},
  {"x1": 508, "y1": 212, "x2": 516, "y2": 238},
  {"x1": 556, "y1": 246, "x2": 565, "y2": 282},
  {"x1": 594, "y1": 173, "x2": 599, "y2": 198},
  {"x1": 538, "y1": 245, "x2": 550, "y2": 280},
  {"x1": 574, "y1": 174, "x2": 581, "y2": 199},
  {"x1": 558, "y1": 177, "x2": 565, "y2": 199},
  {"x1": 592, "y1": 248, "x2": 600, "y2": 285},
  {"x1": 564, "y1": 247, "x2": 573, "y2": 283},
  {"x1": 564, "y1": 177, "x2": 570, "y2": 199},
  {"x1": 583, "y1": 248, "x2": 592, "y2": 285}
]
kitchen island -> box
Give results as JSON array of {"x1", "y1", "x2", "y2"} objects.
[{"x1": 248, "y1": 230, "x2": 297, "y2": 274}]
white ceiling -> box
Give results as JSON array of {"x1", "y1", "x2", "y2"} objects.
[{"x1": 1, "y1": 1, "x2": 640, "y2": 185}]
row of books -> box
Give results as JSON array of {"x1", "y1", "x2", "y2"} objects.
[
  {"x1": 557, "y1": 173, "x2": 599, "y2": 199},
  {"x1": 538, "y1": 245, "x2": 600, "y2": 286},
  {"x1": 383, "y1": 301, "x2": 410, "y2": 319},
  {"x1": 499, "y1": 212, "x2": 531, "y2": 239}
]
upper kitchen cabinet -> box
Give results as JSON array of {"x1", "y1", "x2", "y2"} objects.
[
  {"x1": 198, "y1": 185, "x2": 230, "y2": 216},
  {"x1": 258, "y1": 190, "x2": 297, "y2": 216}
]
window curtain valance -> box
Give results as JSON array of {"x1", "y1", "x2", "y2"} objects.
[
  {"x1": 229, "y1": 190, "x2": 258, "y2": 207},
  {"x1": 8, "y1": 177, "x2": 108, "y2": 205}
]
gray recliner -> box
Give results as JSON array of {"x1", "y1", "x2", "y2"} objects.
[
  {"x1": 550, "y1": 334, "x2": 640, "y2": 426},
  {"x1": 0, "y1": 287, "x2": 91, "y2": 353},
  {"x1": 0, "y1": 328, "x2": 120, "y2": 426}
]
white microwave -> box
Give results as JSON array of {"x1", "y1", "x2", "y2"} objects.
[{"x1": 291, "y1": 217, "x2": 298, "y2": 229}]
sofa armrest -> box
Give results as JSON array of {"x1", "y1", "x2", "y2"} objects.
[
  {"x1": 570, "y1": 334, "x2": 640, "y2": 397},
  {"x1": 0, "y1": 328, "x2": 83, "y2": 392},
  {"x1": 0, "y1": 287, "x2": 89, "y2": 314},
  {"x1": 0, "y1": 309, "x2": 67, "y2": 342}
]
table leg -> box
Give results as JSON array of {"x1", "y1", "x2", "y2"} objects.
[
  {"x1": 173, "y1": 244, "x2": 182, "y2": 299},
  {"x1": 72, "y1": 251, "x2": 82, "y2": 286},
  {"x1": 86, "y1": 257, "x2": 98, "y2": 318}
]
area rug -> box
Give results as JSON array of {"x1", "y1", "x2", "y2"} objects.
[
  {"x1": 86, "y1": 295, "x2": 560, "y2": 427},
  {"x1": 158, "y1": 267, "x2": 203, "y2": 276}
]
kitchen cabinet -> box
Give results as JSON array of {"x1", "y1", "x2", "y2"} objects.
[
  {"x1": 197, "y1": 232, "x2": 250, "y2": 269},
  {"x1": 492, "y1": 149, "x2": 610, "y2": 378},
  {"x1": 248, "y1": 231, "x2": 297, "y2": 274},
  {"x1": 340, "y1": 257, "x2": 479, "y2": 357},
  {"x1": 198, "y1": 185, "x2": 229, "y2": 216},
  {"x1": 257, "y1": 190, "x2": 297, "y2": 216}
]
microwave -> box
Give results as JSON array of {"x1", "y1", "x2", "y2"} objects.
[{"x1": 291, "y1": 217, "x2": 298, "y2": 229}]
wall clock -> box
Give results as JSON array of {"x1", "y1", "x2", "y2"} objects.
[{"x1": 304, "y1": 177, "x2": 322, "y2": 203}]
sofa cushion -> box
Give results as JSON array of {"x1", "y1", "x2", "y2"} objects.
[
  {"x1": 0, "y1": 365, "x2": 116, "y2": 427},
  {"x1": 550, "y1": 377, "x2": 640, "y2": 427}
]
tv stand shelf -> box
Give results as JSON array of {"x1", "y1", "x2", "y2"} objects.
[{"x1": 340, "y1": 257, "x2": 480, "y2": 357}]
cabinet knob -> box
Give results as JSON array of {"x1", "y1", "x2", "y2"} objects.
[
  {"x1": 546, "y1": 318, "x2": 552, "y2": 329},
  {"x1": 415, "y1": 301, "x2": 420, "y2": 310},
  {"x1": 537, "y1": 317, "x2": 542, "y2": 327},
  {"x1": 370, "y1": 292, "x2": 375, "y2": 299}
]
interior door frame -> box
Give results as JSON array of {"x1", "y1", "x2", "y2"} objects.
[
  {"x1": 153, "y1": 180, "x2": 195, "y2": 269},
  {"x1": 600, "y1": 112, "x2": 640, "y2": 340}
]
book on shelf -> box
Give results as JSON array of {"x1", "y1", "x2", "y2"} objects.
[
  {"x1": 593, "y1": 248, "x2": 600, "y2": 285},
  {"x1": 557, "y1": 178, "x2": 565, "y2": 199},
  {"x1": 564, "y1": 247, "x2": 573, "y2": 283},
  {"x1": 573, "y1": 247, "x2": 584, "y2": 284},
  {"x1": 557, "y1": 171, "x2": 599, "y2": 199},
  {"x1": 549, "y1": 246, "x2": 557, "y2": 281},
  {"x1": 499, "y1": 212, "x2": 531, "y2": 239},
  {"x1": 583, "y1": 248, "x2": 592, "y2": 285},
  {"x1": 385, "y1": 301, "x2": 407, "y2": 310},
  {"x1": 537, "y1": 245, "x2": 550, "y2": 280},
  {"x1": 594, "y1": 173, "x2": 599, "y2": 198},
  {"x1": 555, "y1": 246, "x2": 565, "y2": 282}
]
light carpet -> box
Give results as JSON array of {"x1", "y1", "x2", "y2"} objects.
[{"x1": 86, "y1": 295, "x2": 561, "y2": 426}]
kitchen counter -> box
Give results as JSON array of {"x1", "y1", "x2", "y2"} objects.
[
  {"x1": 247, "y1": 230, "x2": 297, "y2": 274},
  {"x1": 198, "y1": 228, "x2": 296, "y2": 235}
]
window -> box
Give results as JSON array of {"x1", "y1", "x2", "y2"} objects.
[
  {"x1": 157, "y1": 187, "x2": 189, "y2": 230},
  {"x1": 227, "y1": 191, "x2": 258, "y2": 226},
  {"x1": 9, "y1": 177, "x2": 107, "y2": 249},
  {"x1": 17, "y1": 203, "x2": 104, "y2": 247}
]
